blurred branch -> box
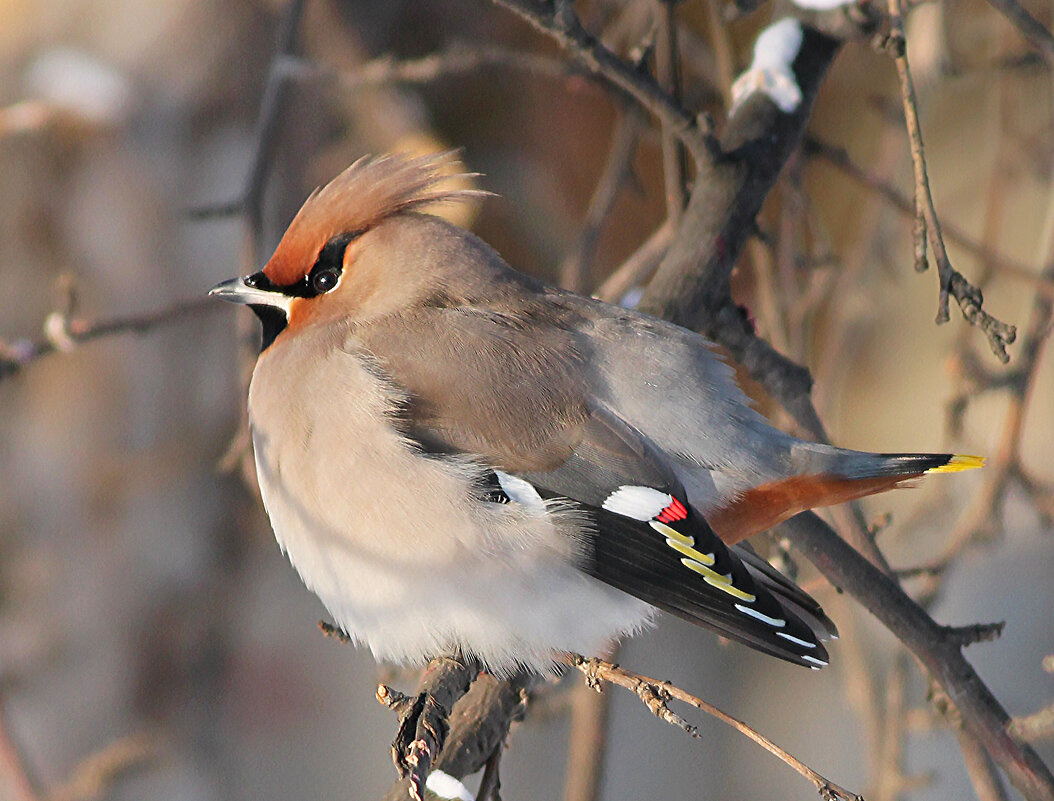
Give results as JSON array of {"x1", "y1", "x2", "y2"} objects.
[
  {"x1": 981, "y1": 0, "x2": 1054, "y2": 66},
  {"x1": 282, "y1": 44, "x2": 578, "y2": 89},
  {"x1": 655, "y1": 0, "x2": 688, "y2": 221},
  {"x1": 47, "y1": 734, "x2": 159, "y2": 801},
  {"x1": 565, "y1": 654, "x2": 864, "y2": 801},
  {"x1": 560, "y1": 104, "x2": 644, "y2": 293},
  {"x1": 593, "y1": 218, "x2": 674, "y2": 303},
  {"x1": 879, "y1": 8, "x2": 1017, "y2": 361},
  {"x1": 0, "y1": 698, "x2": 156, "y2": 801},
  {"x1": 0, "y1": 294, "x2": 217, "y2": 382},
  {"x1": 561, "y1": 645, "x2": 617, "y2": 801},
  {"x1": 0, "y1": 694, "x2": 43, "y2": 801},
  {"x1": 187, "y1": 0, "x2": 307, "y2": 262}
]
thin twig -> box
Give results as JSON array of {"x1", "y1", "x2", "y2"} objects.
[
  {"x1": 564, "y1": 654, "x2": 864, "y2": 801},
  {"x1": 882, "y1": 8, "x2": 1017, "y2": 360},
  {"x1": 490, "y1": 0, "x2": 717, "y2": 165},
  {"x1": 0, "y1": 297, "x2": 217, "y2": 382},
  {"x1": 803, "y1": 137, "x2": 1054, "y2": 301}
]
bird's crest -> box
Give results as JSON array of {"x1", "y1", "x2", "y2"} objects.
[{"x1": 264, "y1": 152, "x2": 490, "y2": 286}]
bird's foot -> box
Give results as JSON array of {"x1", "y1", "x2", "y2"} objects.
[{"x1": 377, "y1": 655, "x2": 479, "y2": 800}]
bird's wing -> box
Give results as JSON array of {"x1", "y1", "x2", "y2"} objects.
[
  {"x1": 353, "y1": 305, "x2": 832, "y2": 667},
  {"x1": 517, "y1": 403, "x2": 833, "y2": 668}
]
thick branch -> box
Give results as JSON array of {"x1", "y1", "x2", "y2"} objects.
[
  {"x1": 639, "y1": 24, "x2": 850, "y2": 331},
  {"x1": 780, "y1": 512, "x2": 1054, "y2": 801}
]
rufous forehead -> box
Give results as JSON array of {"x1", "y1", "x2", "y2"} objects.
[{"x1": 262, "y1": 228, "x2": 325, "y2": 287}]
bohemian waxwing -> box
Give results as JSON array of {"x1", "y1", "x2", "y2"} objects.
[{"x1": 211, "y1": 152, "x2": 981, "y2": 674}]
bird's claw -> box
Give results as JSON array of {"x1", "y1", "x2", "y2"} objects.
[{"x1": 391, "y1": 690, "x2": 452, "y2": 799}]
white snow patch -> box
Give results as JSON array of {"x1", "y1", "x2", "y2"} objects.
[
  {"x1": 730, "y1": 18, "x2": 804, "y2": 115},
  {"x1": 426, "y1": 770, "x2": 475, "y2": 801}
]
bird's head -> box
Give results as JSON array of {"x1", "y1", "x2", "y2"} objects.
[{"x1": 210, "y1": 152, "x2": 487, "y2": 351}]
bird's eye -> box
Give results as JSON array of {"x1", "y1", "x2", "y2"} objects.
[{"x1": 311, "y1": 268, "x2": 339, "y2": 294}]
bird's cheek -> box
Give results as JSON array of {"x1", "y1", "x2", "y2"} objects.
[
  {"x1": 285, "y1": 296, "x2": 320, "y2": 332},
  {"x1": 285, "y1": 293, "x2": 345, "y2": 333}
]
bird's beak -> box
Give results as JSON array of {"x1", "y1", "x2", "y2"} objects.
[{"x1": 209, "y1": 275, "x2": 289, "y2": 311}]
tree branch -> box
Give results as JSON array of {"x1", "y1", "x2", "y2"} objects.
[
  {"x1": 565, "y1": 653, "x2": 864, "y2": 801},
  {"x1": 780, "y1": 512, "x2": 1054, "y2": 801}
]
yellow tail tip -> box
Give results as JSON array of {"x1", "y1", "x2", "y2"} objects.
[{"x1": 927, "y1": 454, "x2": 986, "y2": 474}]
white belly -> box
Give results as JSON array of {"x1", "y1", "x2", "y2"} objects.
[{"x1": 248, "y1": 328, "x2": 652, "y2": 674}]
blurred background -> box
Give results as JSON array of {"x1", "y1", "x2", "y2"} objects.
[{"x1": 0, "y1": 0, "x2": 1052, "y2": 799}]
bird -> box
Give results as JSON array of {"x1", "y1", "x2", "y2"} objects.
[{"x1": 210, "y1": 152, "x2": 981, "y2": 676}]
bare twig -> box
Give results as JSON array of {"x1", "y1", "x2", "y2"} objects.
[
  {"x1": 0, "y1": 297, "x2": 217, "y2": 382},
  {"x1": 803, "y1": 137, "x2": 1054, "y2": 300},
  {"x1": 882, "y1": 7, "x2": 1017, "y2": 360},
  {"x1": 490, "y1": 0, "x2": 717, "y2": 164},
  {"x1": 565, "y1": 654, "x2": 864, "y2": 801}
]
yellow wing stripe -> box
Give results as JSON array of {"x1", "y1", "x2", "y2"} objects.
[
  {"x1": 927, "y1": 454, "x2": 985, "y2": 473},
  {"x1": 680, "y1": 558, "x2": 757, "y2": 602},
  {"x1": 649, "y1": 520, "x2": 695, "y2": 546},
  {"x1": 661, "y1": 535, "x2": 716, "y2": 567}
]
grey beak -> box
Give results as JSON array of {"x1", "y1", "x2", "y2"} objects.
[{"x1": 209, "y1": 276, "x2": 291, "y2": 313}]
